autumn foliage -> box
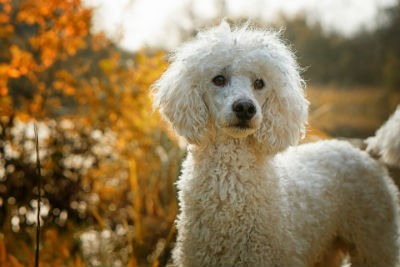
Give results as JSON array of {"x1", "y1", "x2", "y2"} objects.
[
  {"x1": 1, "y1": 0, "x2": 400, "y2": 266},
  {"x1": 0, "y1": 0, "x2": 179, "y2": 266}
]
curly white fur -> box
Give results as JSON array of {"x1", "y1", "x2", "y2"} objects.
[
  {"x1": 366, "y1": 105, "x2": 400, "y2": 167},
  {"x1": 152, "y1": 22, "x2": 400, "y2": 267}
]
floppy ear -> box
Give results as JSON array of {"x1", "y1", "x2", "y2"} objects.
[
  {"x1": 253, "y1": 69, "x2": 308, "y2": 154},
  {"x1": 152, "y1": 60, "x2": 209, "y2": 145}
]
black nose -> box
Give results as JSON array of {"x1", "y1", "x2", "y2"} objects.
[{"x1": 232, "y1": 99, "x2": 256, "y2": 120}]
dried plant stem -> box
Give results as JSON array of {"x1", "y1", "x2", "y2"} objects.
[{"x1": 34, "y1": 122, "x2": 41, "y2": 267}]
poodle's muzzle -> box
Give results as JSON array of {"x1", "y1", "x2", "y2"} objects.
[
  {"x1": 232, "y1": 99, "x2": 256, "y2": 126},
  {"x1": 219, "y1": 94, "x2": 262, "y2": 138}
]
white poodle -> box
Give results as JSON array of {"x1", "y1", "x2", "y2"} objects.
[{"x1": 152, "y1": 22, "x2": 400, "y2": 267}]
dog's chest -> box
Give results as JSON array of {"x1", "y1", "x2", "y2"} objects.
[{"x1": 176, "y1": 159, "x2": 287, "y2": 266}]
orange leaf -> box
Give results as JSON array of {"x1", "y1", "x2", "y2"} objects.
[
  {"x1": 0, "y1": 87, "x2": 8, "y2": 96},
  {"x1": 16, "y1": 112, "x2": 31, "y2": 122},
  {"x1": 64, "y1": 86, "x2": 75, "y2": 95},
  {"x1": 7, "y1": 68, "x2": 20, "y2": 78}
]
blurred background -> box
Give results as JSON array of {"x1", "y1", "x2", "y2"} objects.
[{"x1": 0, "y1": 0, "x2": 399, "y2": 266}]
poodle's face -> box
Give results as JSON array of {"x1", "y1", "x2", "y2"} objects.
[
  {"x1": 203, "y1": 68, "x2": 266, "y2": 139},
  {"x1": 153, "y1": 22, "x2": 308, "y2": 154}
]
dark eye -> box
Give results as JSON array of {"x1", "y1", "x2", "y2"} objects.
[
  {"x1": 254, "y1": 79, "x2": 265, "y2": 90},
  {"x1": 212, "y1": 75, "x2": 226, "y2": 87}
]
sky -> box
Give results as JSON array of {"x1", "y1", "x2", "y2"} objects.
[{"x1": 84, "y1": 0, "x2": 397, "y2": 52}]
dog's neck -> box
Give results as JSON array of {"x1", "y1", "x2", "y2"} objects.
[
  {"x1": 187, "y1": 138, "x2": 275, "y2": 183},
  {"x1": 190, "y1": 137, "x2": 270, "y2": 163},
  {"x1": 182, "y1": 137, "x2": 280, "y2": 206}
]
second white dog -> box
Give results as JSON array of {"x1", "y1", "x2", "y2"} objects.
[{"x1": 153, "y1": 22, "x2": 400, "y2": 267}]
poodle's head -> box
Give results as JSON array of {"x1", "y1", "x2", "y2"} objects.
[{"x1": 153, "y1": 21, "x2": 308, "y2": 154}]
